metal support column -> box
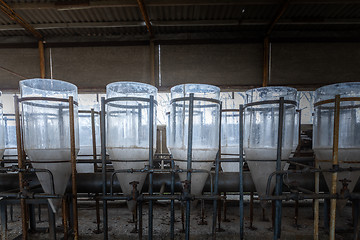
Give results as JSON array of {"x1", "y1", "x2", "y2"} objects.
[
  {"x1": 185, "y1": 93, "x2": 194, "y2": 240},
  {"x1": 100, "y1": 97, "x2": 108, "y2": 240},
  {"x1": 329, "y1": 95, "x2": 341, "y2": 240},
  {"x1": 68, "y1": 96, "x2": 79, "y2": 240},
  {"x1": 239, "y1": 104, "x2": 244, "y2": 239},
  {"x1": 148, "y1": 95, "x2": 154, "y2": 240},
  {"x1": 274, "y1": 97, "x2": 285, "y2": 240}
]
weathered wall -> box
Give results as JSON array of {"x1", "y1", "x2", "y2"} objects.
[
  {"x1": 159, "y1": 43, "x2": 263, "y2": 88},
  {"x1": 0, "y1": 42, "x2": 360, "y2": 91},
  {"x1": 270, "y1": 42, "x2": 360, "y2": 86}
]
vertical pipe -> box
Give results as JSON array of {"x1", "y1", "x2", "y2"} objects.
[
  {"x1": 148, "y1": 95, "x2": 154, "y2": 240},
  {"x1": 100, "y1": 97, "x2": 108, "y2": 240},
  {"x1": 274, "y1": 97, "x2": 285, "y2": 240},
  {"x1": 330, "y1": 95, "x2": 340, "y2": 240},
  {"x1": 138, "y1": 201, "x2": 143, "y2": 240},
  {"x1": 91, "y1": 108, "x2": 97, "y2": 172},
  {"x1": 185, "y1": 93, "x2": 194, "y2": 240},
  {"x1": 14, "y1": 95, "x2": 28, "y2": 240},
  {"x1": 262, "y1": 37, "x2": 270, "y2": 87},
  {"x1": 170, "y1": 160, "x2": 175, "y2": 240},
  {"x1": 38, "y1": 40, "x2": 46, "y2": 79},
  {"x1": 239, "y1": 104, "x2": 244, "y2": 240},
  {"x1": 212, "y1": 102, "x2": 222, "y2": 239},
  {"x1": 68, "y1": 96, "x2": 79, "y2": 240},
  {"x1": 0, "y1": 202, "x2": 7, "y2": 240},
  {"x1": 62, "y1": 198, "x2": 68, "y2": 240},
  {"x1": 48, "y1": 204, "x2": 56, "y2": 240},
  {"x1": 28, "y1": 204, "x2": 36, "y2": 232},
  {"x1": 314, "y1": 157, "x2": 319, "y2": 240},
  {"x1": 150, "y1": 40, "x2": 156, "y2": 87}
]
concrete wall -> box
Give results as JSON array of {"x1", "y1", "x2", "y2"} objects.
[
  {"x1": 271, "y1": 42, "x2": 360, "y2": 86},
  {"x1": 159, "y1": 44, "x2": 263, "y2": 88},
  {"x1": 0, "y1": 48, "x2": 40, "y2": 90},
  {"x1": 0, "y1": 42, "x2": 360, "y2": 91}
]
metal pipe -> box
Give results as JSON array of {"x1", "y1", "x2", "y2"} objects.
[
  {"x1": 212, "y1": 101, "x2": 222, "y2": 239},
  {"x1": 100, "y1": 97, "x2": 108, "y2": 240},
  {"x1": 148, "y1": 95, "x2": 154, "y2": 240},
  {"x1": 330, "y1": 95, "x2": 340, "y2": 240},
  {"x1": 239, "y1": 104, "x2": 244, "y2": 239},
  {"x1": 314, "y1": 157, "x2": 319, "y2": 240},
  {"x1": 185, "y1": 93, "x2": 194, "y2": 240},
  {"x1": 274, "y1": 97, "x2": 284, "y2": 240},
  {"x1": 91, "y1": 108, "x2": 98, "y2": 172},
  {"x1": 170, "y1": 160, "x2": 175, "y2": 240},
  {"x1": 14, "y1": 95, "x2": 28, "y2": 240},
  {"x1": 69, "y1": 96, "x2": 79, "y2": 240},
  {"x1": 38, "y1": 40, "x2": 45, "y2": 79},
  {"x1": 62, "y1": 198, "x2": 68, "y2": 240}
]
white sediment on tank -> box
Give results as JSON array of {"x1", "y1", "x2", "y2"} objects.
[
  {"x1": 168, "y1": 84, "x2": 220, "y2": 198},
  {"x1": 171, "y1": 148, "x2": 217, "y2": 196},
  {"x1": 27, "y1": 149, "x2": 78, "y2": 212},
  {"x1": 106, "y1": 82, "x2": 157, "y2": 212},
  {"x1": 313, "y1": 82, "x2": 360, "y2": 211},
  {"x1": 108, "y1": 147, "x2": 153, "y2": 197},
  {"x1": 244, "y1": 87, "x2": 297, "y2": 206},
  {"x1": 20, "y1": 78, "x2": 79, "y2": 213}
]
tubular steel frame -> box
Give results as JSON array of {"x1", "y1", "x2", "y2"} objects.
[
  {"x1": 11, "y1": 95, "x2": 79, "y2": 240},
  {"x1": 100, "y1": 93, "x2": 223, "y2": 240}
]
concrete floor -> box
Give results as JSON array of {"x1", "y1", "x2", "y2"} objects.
[{"x1": 2, "y1": 200, "x2": 356, "y2": 240}]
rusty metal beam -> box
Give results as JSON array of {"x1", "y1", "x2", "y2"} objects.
[
  {"x1": 136, "y1": 0, "x2": 154, "y2": 37},
  {"x1": 266, "y1": 0, "x2": 290, "y2": 37},
  {"x1": 0, "y1": 0, "x2": 42, "y2": 40}
]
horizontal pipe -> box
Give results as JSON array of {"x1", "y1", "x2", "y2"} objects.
[{"x1": 0, "y1": 171, "x2": 344, "y2": 195}]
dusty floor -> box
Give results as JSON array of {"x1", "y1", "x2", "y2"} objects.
[{"x1": 3, "y1": 199, "x2": 356, "y2": 240}]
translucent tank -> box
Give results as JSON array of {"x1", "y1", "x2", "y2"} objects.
[
  {"x1": 20, "y1": 79, "x2": 79, "y2": 213},
  {"x1": 167, "y1": 84, "x2": 220, "y2": 197},
  {"x1": 78, "y1": 104, "x2": 100, "y2": 173},
  {"x1": 221, "y1": 93, "x2": 244, "y2": 172},
  {"x1": 313, "y1": 82, "x2": 360, "y2": 204},
  {"x1": 244, "y1": 87, "x2": 297, "y2": 202},
  {"x1": 106, "y1": 82, "x2": 157, "y2": 211}
]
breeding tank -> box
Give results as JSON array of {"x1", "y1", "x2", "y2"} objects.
[
  {"x1": 106, "y1": 82, "x2": 157, "y2": 211},
  {"x1": 313, "y1": 82, "x2": 360, "y2": 204},
  {"x1": 20, "y1": 79, "x2": 79, "y2": 213},
  {"x1": 78, "y1": 104, "x2": 100, "y2": 173},
  {"x1": 167, "y1": 84, "x2": 220, "y2": 197},
  {"x1": 244, "y1": 87, "x2": 297, "y2": 203},
  {"x1": 221, "y1": 93, "x2": 244, "y2": 172}
]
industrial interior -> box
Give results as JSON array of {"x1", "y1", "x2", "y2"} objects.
[{"x1": 0, "y1": 0, "x2": 360, "y2": 240}]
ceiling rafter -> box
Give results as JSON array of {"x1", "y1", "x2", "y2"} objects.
[
  {"x1": 0, "y1": 0, "x2": 43, "y2": 40},
  {"x1": 136, "y1": 0, "x2": 153, "y2": 37}
]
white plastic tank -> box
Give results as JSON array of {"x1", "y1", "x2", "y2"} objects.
[
  {"x1": 313, "y1": 82, "x2": 360, "y2": 200},
  {"x1": 78, "y1": 104, "x2": 100, "y2": 173},
  {"x1": 106, "y1": 82, "x2": 157, "y2": 211},
  {"x1": 221, "y1": 93, "x2": 244, "y2": 172},
  {"x1": 20, "y1": 78, "x2": 79, "y2": 213},
  {"x1": 244, "y1": 87, "x2": 297, "y2": 203},
  {"x1": 167, "y1": 84, "x2": 220, "y2": 196}
]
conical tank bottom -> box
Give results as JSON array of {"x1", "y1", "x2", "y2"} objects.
[
  {"x1": 171, "y1": 148, "x2": 217, "y2": 197},
  {"x1": 108, "y1": 148, "x2": 149, "y2": 212},
  {"x1": 26, "y1": 148, "x2": 78, "y2": 213},
  {"x1": 245, "y1": 148, "x2": 291, "y2": 208},
  {"x1": 315, "y1": 148, "x2": 360, "y2": 211}
]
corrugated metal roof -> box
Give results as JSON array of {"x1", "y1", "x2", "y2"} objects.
[{"x1": 0, "y1": 1, "x2": 359, "y2": 40}]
